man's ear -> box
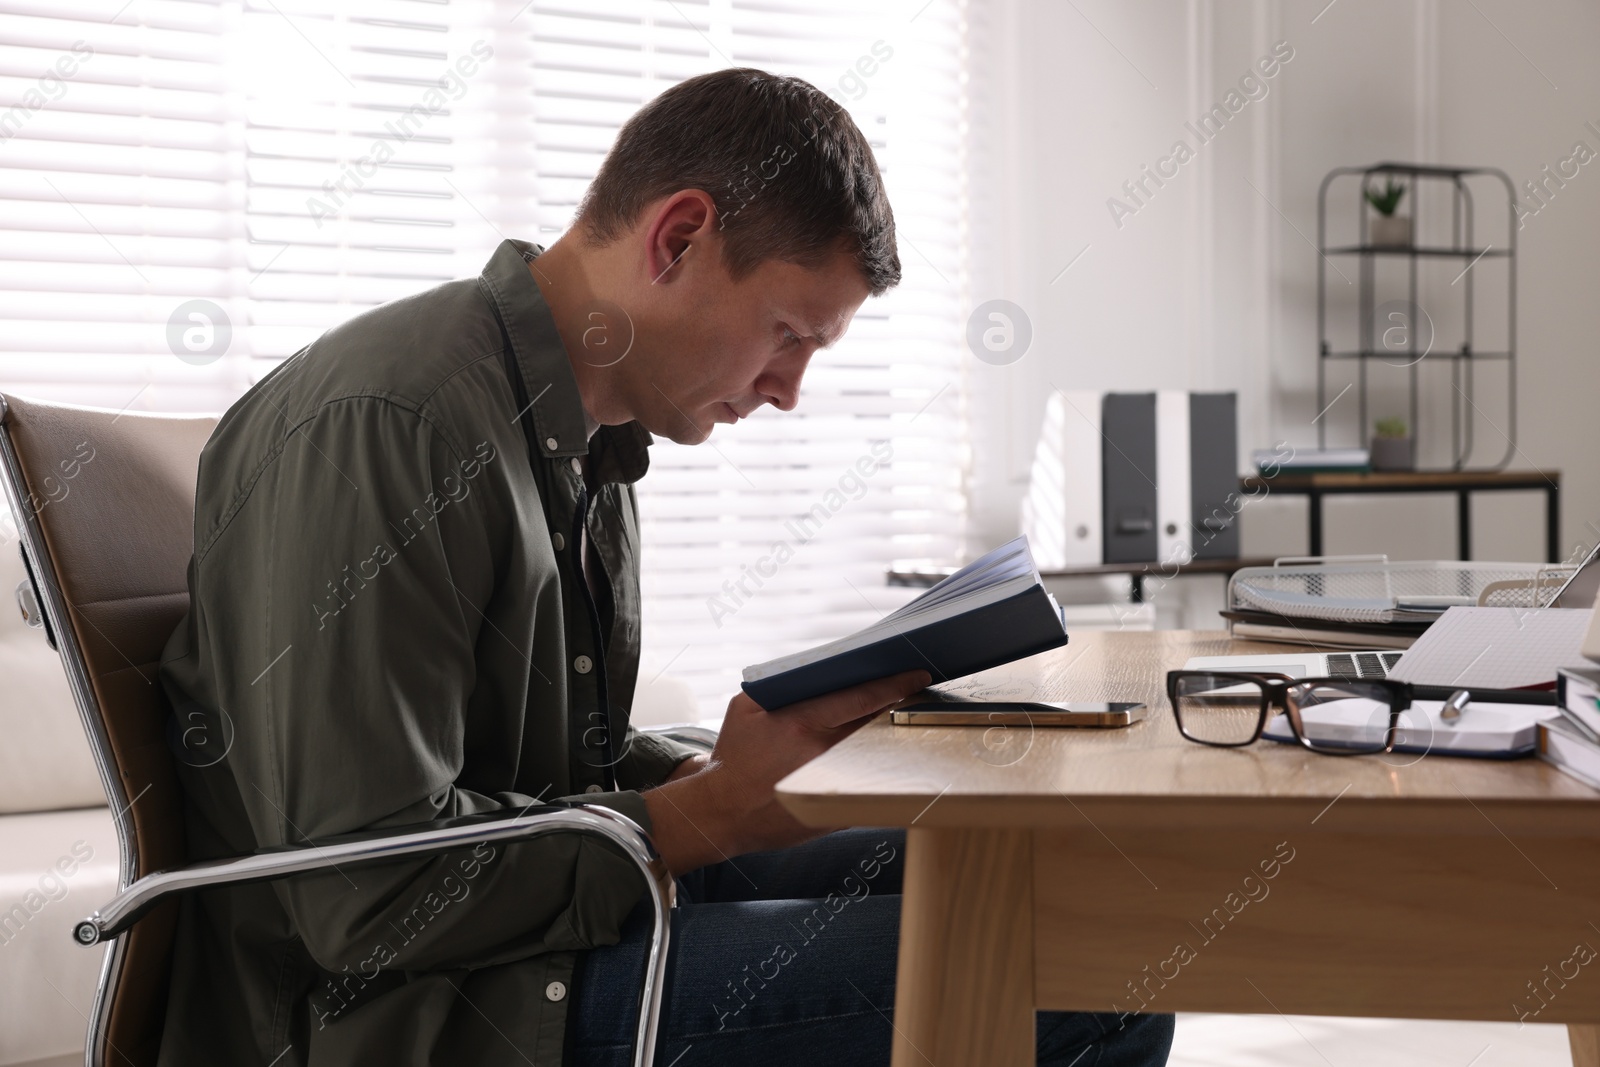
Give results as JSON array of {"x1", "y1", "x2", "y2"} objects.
[{"x1": 642, "y1": 190, "x2": 718, "y2": 285}]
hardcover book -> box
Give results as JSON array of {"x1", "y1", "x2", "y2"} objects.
[{"x1": 741, "y1": 537, "x2": 1069, "y2": 710}]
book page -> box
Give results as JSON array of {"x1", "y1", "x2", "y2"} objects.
[
  {"x1": 742, "y1": 573, "x2": 1035, "y2": 681},
  {"x1": 742, "y1": 536, "x2": 1053, "y2": 683}
]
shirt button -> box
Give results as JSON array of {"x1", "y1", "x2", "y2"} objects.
[
  {"x1": 545, "y1": 981, "x2": 567, "y2": 1002},
  {"x1": 574, "y1": 654, "x2": 593, "y2": 674},
  {"x1": 552, "y1": 532, "x2": 565, "y2": 551},
  {"x1": 569, "y1": 457, "x2": 582, "y2": 474},
  {"x1": 544, "y1": 436, "x2": 558, "y2": 451},
  {"x1": 584, "y1": 784, "x2": 603, "y2": 794}
]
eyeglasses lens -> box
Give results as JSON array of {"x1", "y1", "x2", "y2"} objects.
[
  {"x1": 1286, "y1": 681, "x2": 1396, "y2": 754},
  {"x1": 1173, "y1": 674, "x2": 1265, "y2": 746}
]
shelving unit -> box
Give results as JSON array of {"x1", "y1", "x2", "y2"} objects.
[{"x1": 1315, "y1": 162, "x2": 1518, "y2": 470}]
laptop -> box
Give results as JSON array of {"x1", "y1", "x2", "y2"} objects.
[
  {"x1": 1185, "y1": 648, "x2": 1405, "y2": 680},
  {"x1": 1186, "y1": 543, "x2": 1600, "y2": 681}
]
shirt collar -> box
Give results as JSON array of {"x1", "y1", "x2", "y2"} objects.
[{"x1": 478, "y1": 238, "x2": 651, "y2": 485}]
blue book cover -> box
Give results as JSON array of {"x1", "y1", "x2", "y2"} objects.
[{"x1": 741, "y1": 537, "x2": 1069, "y2": 710}]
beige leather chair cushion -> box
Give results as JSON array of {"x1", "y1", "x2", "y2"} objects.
[
  {"x1": 2, "y1": 396, "x2": 215, "y2": 852},
  {"x1": 0, "y1": 539, "x2": 103, "y2": 814},
  {"x1": 6, "y1": 397, "x2": 210, "y2": 675},
  {"x1": 0, "y1": 807, "x2": 118, "y2": 1065},
  {"x1": 4, "y1": 394, "x2": 217, "y2": 1067}
]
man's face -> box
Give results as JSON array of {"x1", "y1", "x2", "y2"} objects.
[{"x1": 626, "y1": 244, "x2": 872, "y2": 445}]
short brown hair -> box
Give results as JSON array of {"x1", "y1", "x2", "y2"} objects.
[{"x1": 575, "y1": 68, "x2": 900, "y2": 296}]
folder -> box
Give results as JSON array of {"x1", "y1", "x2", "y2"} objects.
[
  {"x1": 1101, "y1": 393, "x2": 1157, "y2": 563},
  {"x1": 1020, "y1": 390, "x2": 1102, "y2": 568},
  {"x1": 1189, "y1": 392, "x2": 1240, "y2": 559},
  {"x1": 1156, "y1": 391, "x2": 1192, "y2": 565}
]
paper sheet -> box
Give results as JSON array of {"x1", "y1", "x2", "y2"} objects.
[{"x1": 1387, "y1": 606, "x2": 1591, "y2": 689}]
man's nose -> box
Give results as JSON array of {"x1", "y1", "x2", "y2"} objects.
[{"x1": 760, "y1": 350, "x2": 812, "y2": 412}]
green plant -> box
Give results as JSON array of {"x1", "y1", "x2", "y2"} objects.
[
  {"x1": 1374, "y1": 416, "x2": 1409, "y2": 439},
  {"x1": 1365, "y1": 177, "x2": 1406, "y2": 217}
]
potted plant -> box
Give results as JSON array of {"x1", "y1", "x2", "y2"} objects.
[
  {"x1": 1365, "y1": 177, "x2": 1411, "y2": 247},
  {"x1": 1370, "y1": 416, "x2": 1415, "y2": 471}
]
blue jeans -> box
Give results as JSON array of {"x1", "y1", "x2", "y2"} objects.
[{"x1": 567, "y1": 828, "x2": 1173, "y2": 1066}]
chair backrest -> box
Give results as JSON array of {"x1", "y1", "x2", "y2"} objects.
[{"x1": 0, "y1": 393, "x2": 216, "y2": 1067}]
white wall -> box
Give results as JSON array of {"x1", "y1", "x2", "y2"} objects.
[{"x1": 970, "y1": 0, "x2": 1600, "y2": 570}]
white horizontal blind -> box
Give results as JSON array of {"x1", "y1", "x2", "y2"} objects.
[
  {"x1": 518, "y1": 1, "x2": 970, "y2": 707},
  {"x1": 0, "y1": 0, "x2": 970, "y2": 713},
  {"x1": 0, "y1": 0, "x2": 242, "y2": 411},
  {"x1": 238, "y1": 0, "x2": 542, "y2": 361},
  {"x1": 613, "y1": 2, "x2": 971, "y2": 708}
]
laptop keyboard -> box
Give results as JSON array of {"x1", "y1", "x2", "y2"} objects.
[{"x1": 1325, "y1": 651, "x2": 1403, "y2": 680}]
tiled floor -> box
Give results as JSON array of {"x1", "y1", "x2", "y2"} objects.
[{"x1": 1171, "y1": 1014, "x2": 1572, "y2": 1066}]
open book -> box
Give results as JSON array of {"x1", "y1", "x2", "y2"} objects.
[{"x1": 740, "y1": 537, "x2": 1069, "y2": 710}]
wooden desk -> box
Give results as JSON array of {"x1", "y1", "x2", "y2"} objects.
[
  {"x1": 888, "y1": 556, "x2": 1279, "y2": 603},
  {"x1": 776, "y1": 630, "x2": 1600, "y2": 1067},
  {"x1": 1238, "y1": 468, "x2": 1561, "y2": 563}
]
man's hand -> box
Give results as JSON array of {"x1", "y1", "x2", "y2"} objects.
[{"x1": 642, "y1": 670, "x2": 930, "y2": 875}]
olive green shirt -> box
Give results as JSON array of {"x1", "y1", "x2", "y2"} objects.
[{"x1": 156, "y1": 239, "x2": 700, "y2": 1066}]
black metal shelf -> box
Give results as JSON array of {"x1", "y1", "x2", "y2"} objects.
[
  {"x1": 1316, "y1": 162, "x2": 1517, "y2": 472},
  {"x1": 1323, "y1": 245, "x2": 1510, "y2": 259},
  {"x1": 1322, "y1": 349, "x2": 1513, "y2": 361}
]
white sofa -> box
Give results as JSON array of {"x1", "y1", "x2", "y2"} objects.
[{"x1": 0, "y1": 539, "x2": 117, "y2": 1067}]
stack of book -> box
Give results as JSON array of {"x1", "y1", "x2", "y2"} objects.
[
  {"x1": 1223, "y1": 571, "x2": 1467, "y2": 651},
  {"x1": 1218, "y1": 608, "x2": 1430, "y2": 650},
  {"x1": 1537, "y1": 666, "x2": 1600, "y2": 787}
]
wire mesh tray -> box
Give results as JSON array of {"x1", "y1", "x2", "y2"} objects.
[{"x1": 1228, "y1": 556, "x2": 1573, "y2": 624}]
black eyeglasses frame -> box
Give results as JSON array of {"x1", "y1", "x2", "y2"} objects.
[{"x1": 1164, "y1": 670, "x2": 1417, "y2": 756}]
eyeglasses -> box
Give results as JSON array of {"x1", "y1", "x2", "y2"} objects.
[{"x1": 1165, "y1": 670, "x2": 1418, "y2": 756}]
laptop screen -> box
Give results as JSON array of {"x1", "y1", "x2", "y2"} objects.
[{"x1": 1552, "y1": 541, "x2": 1600, "y2": 609}]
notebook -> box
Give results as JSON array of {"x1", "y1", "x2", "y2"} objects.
[
  {"x1": 1539, "y1": 717, "x2": 1600, "y2": 789},
  {"x1": 740, "y1": 537, "x2": 1069, "y2": 710},
  {"x1": 1263, "y1": 696, "x2": 1561, "y2": 757}
]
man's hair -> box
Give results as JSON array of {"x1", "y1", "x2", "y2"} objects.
[{"x1": 575, "y1": 68, "x2": 900, "y2": 296}]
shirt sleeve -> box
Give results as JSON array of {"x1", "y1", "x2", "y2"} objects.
[
  {"x1": 170, "y1": 396, "x2": 652, "y2": 974},
  {"x1": 611, "y1": 727, "x2": 704, "y2": 790}
]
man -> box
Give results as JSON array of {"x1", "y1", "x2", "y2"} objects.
[{"x1": 158, "y1": 68, "x2": 1174, "y2": 1066}]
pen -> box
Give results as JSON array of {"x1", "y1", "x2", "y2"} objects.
[{"x1": 1440, "y1": 688, "x2": 1472, "y2": 727}]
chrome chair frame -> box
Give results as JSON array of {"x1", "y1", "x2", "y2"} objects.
[
  {"x1": 71, "y1": 804, "x2": 676, "y2": 1067},
  {"x1": 0, "y1": 394, "x2": 679, "y2": 1067}
]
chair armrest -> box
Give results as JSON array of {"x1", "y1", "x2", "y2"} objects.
[
  {"x1": 74, "y1": 803, "x2": 668, "y2": 946},
  {"x1": 643, "y1": 724, "x2": 718, "y2": 752}
]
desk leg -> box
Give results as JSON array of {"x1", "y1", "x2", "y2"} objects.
[
  {"x1": 1571, "y1": 1025, "x2": 1600, "y2": 1067},
  {"x1": 893, "y1": 827, "x2": 1035, "y2": 1067},
  {"x1": 1457, "y1": 489, "x2": 1472, "y2": 561},
  {"x1": 1549, "y1": 482, "x2": 1563, "y2": 563},
  {"x1": 1308, "y1": 492, "x2": 1323, "y2": 556}
]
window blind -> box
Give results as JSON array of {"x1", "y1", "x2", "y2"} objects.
[
  {"x1": 0, "y1": 0, "x2": 971, "y2": 713},
  {"x1": 239, "y1": 0, "x2": 542, "y2": 361},
  {"x1": 515, "y1": 0, "x2": 971, "y2": 707},
  {"x1": 0, "y1": 0, "x2": 242, "y2": 410}
]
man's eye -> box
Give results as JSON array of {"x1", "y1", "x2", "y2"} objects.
[{"x1": 780, "y1": 326, "x2": 801, "y2": 347}]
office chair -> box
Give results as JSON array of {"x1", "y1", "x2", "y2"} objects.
[{"x1": 0, "y1": 392, "x2": 676, "y2": 1067}]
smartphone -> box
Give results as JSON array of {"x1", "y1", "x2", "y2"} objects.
[{"x1": 890, "y1": 700, "x2": 1147, "y2": 727}]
